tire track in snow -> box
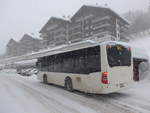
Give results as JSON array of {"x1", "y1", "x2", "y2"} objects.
[
  {"x1": 6, "y1": 75, "x2": 139, "y2": 113},
  {"x1": 5, "y1": 75, "x2": 99, "y2": 113}
]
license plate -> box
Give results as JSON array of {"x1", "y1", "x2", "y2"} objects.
[{"x1": 120, "y1": 83, "x2": 125, "y2": 88}]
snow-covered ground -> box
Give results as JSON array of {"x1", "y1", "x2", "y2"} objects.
[
  {"x1": 0, "y1": 72, "x2": 135, "y2": 113},
  {"x1": 1, "y1": 36, "x2": 150, "y2": 113},
  {"x1": 0, "y1": 69, "x2": 150, "y2": 113},
  {"x1": 1, "y1": 69, "x2": 150, "y2": 113},
  {"x1": 1, "y1": 71, "x2": 149, "y2": 113}
]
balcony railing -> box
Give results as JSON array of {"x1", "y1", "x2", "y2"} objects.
[
  {"x1": 75, "y1": 14, "x2": 94, "y2": 22},
  {"x1": 46, "y1": 24, "x2": 58, "y2": 31},
  {"x1": 92, "y1": 16, "x2": 110, "y2": 23},
  {"x1": 93, "y1": 23, "x2": 111, "y2": 30}
]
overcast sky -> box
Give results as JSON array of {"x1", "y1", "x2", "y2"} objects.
[{"x1": 0, "y1": 0, "x2": 149, "y2": 54}]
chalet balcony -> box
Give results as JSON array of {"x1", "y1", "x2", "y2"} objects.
[
  {"x1": 70, "y1": 31, "x2": 82, "y2": 36},
  {"x1": 92, "y1": 16, "x2": 110, "y2": 23},
  {"x1": 54, "y1": 28, "x2": 66, "y2": 33},
  {"x1": 93, "y1": 23, "x2": 111, "y2": 30},
  {"x1": 70, "y1": 24, "x2": 82, "y2": 30},
  {"x1": 75, "y1": 14, "x2": 94, "y2": 22},
  {"x1": 46, "y1": 24, "x2": 58, "y2": 31},
  {"x1": 93, "y1": 31, "x2": 112, "y2": 38},
  {"x1": 54, "y1": 34, "x2": 66, "y2": 38}
]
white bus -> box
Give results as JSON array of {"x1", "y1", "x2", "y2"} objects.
[{"x1": 36, "y1": 41, "x2": 133, "y2": 94}]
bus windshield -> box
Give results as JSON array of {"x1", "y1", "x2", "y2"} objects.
[{"x1": 106, "y1": 43, "x2": 131, "y2": 67}]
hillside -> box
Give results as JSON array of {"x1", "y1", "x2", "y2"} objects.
[{"x1": 123, "y1": 10, "x2": 150, "y2": 34}]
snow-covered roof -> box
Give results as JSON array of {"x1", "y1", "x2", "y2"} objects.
[
  {"x1": 1, "y1": 40, "x2": 149, "y2": 64},
  {"x1": 132, "y1": 46, "x2": 149, "y2": 60},
  {"x1": 14, "y1": 59, "x2": 37, "y2": 65}
]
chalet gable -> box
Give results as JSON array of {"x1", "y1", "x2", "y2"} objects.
[
  {"x1": 20, "y1": 34, "x2": 34, "y2": 43},
  {"x1": 7, "y1": 38, "x2": 18, "y2": 47},
  {"x1": 40, "y1": 17, "x2": 69, "y2": 33},
  {"x1": 71, "y1": 5, "x2": 129, "y2": 25}
]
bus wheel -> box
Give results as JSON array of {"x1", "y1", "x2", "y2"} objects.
[
  {"x1": 43, "y1": 74, "x2": 48, "y2": 84},
  {"x1": 65, "y1": 77, "x2": 73, "y2": 92}
]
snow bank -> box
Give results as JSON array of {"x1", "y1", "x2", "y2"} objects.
[
  {"x1": 0, "y1": 69, "x2": 17, "y2": 74},
  {"x1": 130, "y1": 36, "x2": 150, "y2": 57}
]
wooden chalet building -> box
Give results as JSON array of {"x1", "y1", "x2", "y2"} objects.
[
  {"x1": 18, "y1": 34, "x2": 41, "y2": 55},
  {"x1": 6, "y1": 38, "x2": 19, "y2": 57},
  {"x1": 5, "y1": 34, "x2": 41, "y2": 57},
  {"x1": 40, "y1": 17, "x2": 70, "y2": 47},
  {"x1": 69, "y1": 5, "x2": 129, "y2": 42},
  {"x1": 40, "y1": 5, "x2": 129, "y2": 48}
]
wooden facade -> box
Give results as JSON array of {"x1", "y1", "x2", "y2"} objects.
[
  {"x1": 6, "y1": 39, "x2": 19, "y2": 57},
  {"x1": 40, "y1": 17, "x2": 70, "y2": 47},
  {"x1": 40, "y1": 5, "x2": 129, "y2": 47},
  {"x1": 18, "y1": 34, "x2": 41, "y2": 55},
  {"x1": 6, "y1": 34, "x2": 41, "y2": 57}
]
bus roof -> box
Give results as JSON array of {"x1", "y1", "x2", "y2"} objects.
[
  {"x1": 37, "y1": 40, "x2": 149, "y2": 61},
  {"x1": 37, "y1": 40, "x2": 131, "y2": 58}
]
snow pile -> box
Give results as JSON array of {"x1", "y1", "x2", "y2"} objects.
[
  {"x1": 130, "y1": 36, "x2": 150, "y2": 57},
  {"x1": 0, "y1": 69, "x2": 17, "y2": 74}
]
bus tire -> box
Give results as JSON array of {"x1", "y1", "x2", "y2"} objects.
[
  {"x1": 43, "y1": 74, "x2": 48, "y2": 84},
  {"x1": 65, "y1": 77, "x2": 73, "y2": 92}
]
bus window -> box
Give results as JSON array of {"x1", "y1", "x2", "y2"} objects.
[
  {"x1": 41, "y1": 57, "x2": 49, "y2": 71},
  {"x1": 39, "y1": 46, "x2": 101, "y2": 74},
  {"x1": 107, "y1": 44, "x2": 131, "y2": 67},
  {"x1": 85, "y1": 46, "x2": 101, "y2": 73},
  {"x1": 54, "y1": 55, "x2": 63, "y2": 72},
  {"x1": 62, "y1": 53, "x2": 74, "y2": 73}
]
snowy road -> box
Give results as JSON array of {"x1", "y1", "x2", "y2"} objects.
[{"x1": 0, "y1": 72, "x2": 150, "y2": 113}]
